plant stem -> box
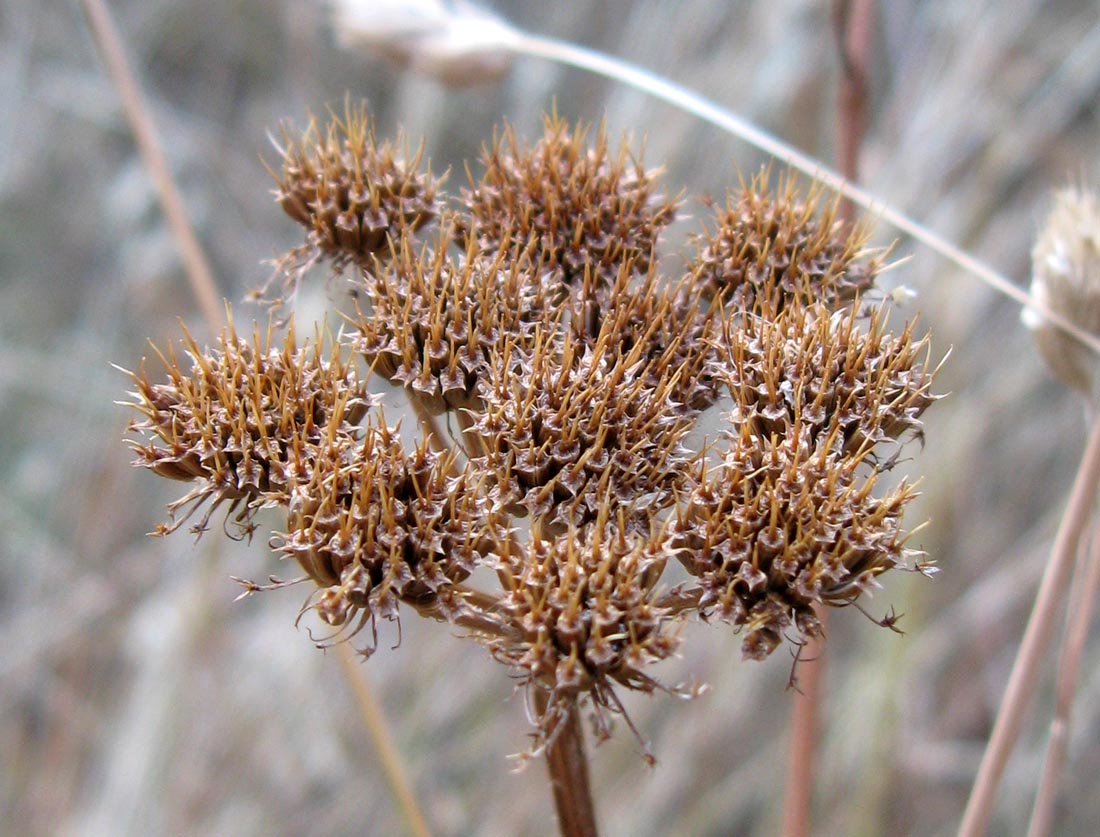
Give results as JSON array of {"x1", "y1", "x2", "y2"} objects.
[
  {"x1": 1027, "y1": 513, "x2": 1100, "y2": 836},
  {"x1": 781, "y1": 7, "x2": 873, "y2": 834},
  {"x1": 535, "y1": 689, "x2": 598, "y2": 837},
  {"x1": 960, "y1": 414, "x2": 1100, "y2": 836},
  {"x1": 781, "y1": 614, "x2": 827, "y2": 837},
  {"x1": 337, "y1": 644, "x2": 433, "y2": 837},
  {"x1": 78, "y1": 0, "x2": 222, "y2": 332}
]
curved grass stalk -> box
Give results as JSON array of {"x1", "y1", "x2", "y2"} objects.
[{"x1": 500, "y1": 29, "x2": 1100, "y2": 356}]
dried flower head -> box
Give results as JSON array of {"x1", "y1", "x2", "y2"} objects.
[
  {"x1": 671, "y1": 425, "x2": 919, "y2": 660},
  {"x1": 351, "y1": 231, "x2": 559, "y2": 415},
  {"x1": 121, "y1": 314, "x2": 375, "y2": 536},
  {"x1": 275, "y1": 421, "x2": 505, "y2": 635},
  {"x1": 121, "y1": 110, "x2": 941, "y2": 759},
  {"x1": 470, "y1": 286, "x2": 699, "y2": 528},
  {"x1": 457, "y1": 113, "x2": 677, "y2": 297},
  {"x1": 1025, "y1": 186, "x2": 1100, "y2": 401},
  {"x1": 260, "y1": 101, "x2": 443, "y2": 307},
  {"x1": 689, "y1": 171, "x2": 879, "y2": 314},
  {"x1": 485, "y1": 509, "x2": 680, "y2": 740},
  {"x1": 717, "y1": 299, "x2": 938, "y2": 456}
]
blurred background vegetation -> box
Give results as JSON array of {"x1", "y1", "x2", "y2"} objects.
[{"x1": 4, "y1": 0, "x2": 1100, "y2": 834}]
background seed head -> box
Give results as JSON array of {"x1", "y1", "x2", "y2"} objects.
[{"x1": 1025, "y1": 187, "x2": 1100, "y2": 401}]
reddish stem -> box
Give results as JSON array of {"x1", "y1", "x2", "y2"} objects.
[
  {"x1": 782, "y1": 4, "x2": 874, "y2": 835},
  {"x1": 961, "y1": 415, "x2": 1100, "y2": 835},
  {"x1": 536, "y1": 689, "x2": 599, "y2": 837}
]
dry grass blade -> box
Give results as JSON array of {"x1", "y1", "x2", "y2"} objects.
[
  {"x1": 960, "y1": 416, "x2": 1100, "y2": 836},
  {"x1": 78, "y1": 0, "x2": 222, "y2": 332},
  {"x1": 1027, "y1": 509, "x2": 1100, "y2": 836}
]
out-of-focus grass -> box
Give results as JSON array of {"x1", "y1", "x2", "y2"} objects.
[{"x1": 3, "y1": 1, "x2": 1100, "y2": 834}]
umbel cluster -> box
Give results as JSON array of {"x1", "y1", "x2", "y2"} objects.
[{"x1": 121, "y1": 103, "x2": 939, "y2": 753}]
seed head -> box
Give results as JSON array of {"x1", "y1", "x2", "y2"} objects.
[
  {"x1": 717, "y1": 298, "x2": 938, "y2": 456},
  {"x1": 263, "y1": 101, "x2": 442, "y2": 305},
  {"x1": 671, "y1": 426, "x2": 917, "y2": 660},
  {"x1": 485, "y1": 509, "x2": 679, "y2": 744},
  {"x1": 351, "y1": 231, "x2": 559, "y2": 414},
  {"x1": 121, "y1": 111, "x2": 943, "y2": 760},
  {"x1": 121, "y1": 315, "x2": 375, "y2": 536},
  {"x1": 274, "y1": 422, "x2": 505, "y2": 633},
  {"x1": 457, "y1": 113, "x2": 677, "y2": 296},
  {"x1": 1025, "y1": 187, "x2": 1100, "y2": 401},
  {"x1": 471, "y1": 294, "x2": 696, "y2": 528},
  {"x1": 689, "y1": 171, "x2": 878, "y2": 314}
]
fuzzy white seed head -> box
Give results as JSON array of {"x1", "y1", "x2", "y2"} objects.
[
  {"x1": 1025, "y1": 188, "x2": 1100, "y2": 401},
  {"x1": 330, "y1": 0, "x2": 519, "y2": 85}
]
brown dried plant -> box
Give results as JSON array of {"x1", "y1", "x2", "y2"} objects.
[{"x1": 119, "y1": 104, "x2": 940, "y2": 785}]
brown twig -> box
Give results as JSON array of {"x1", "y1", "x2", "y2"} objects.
[
  {"x1": 79, "y1": 0, "x2": 222, "y2": 332},
  {"x1": 1027, "y1": 511, "x2": 1100, "y2": 836},
  {"x1": 781, "y1": 606, "x2": 828, "y2": 837},
  {"x1": 336, "y1": 644, "x2": 433, "y2": 837},
  {"x1": 832, "y1": 0, "x2": 874, "y2": 225},
  {"x1": 780, "y1": 4, "x2": 874, "y2": 835},
  {"x1": 960, "y1": 415, "x2": 1100, "y2": 836},
  {"x1": 535, "y1": 688, "x2": 598, "y2": 837}
]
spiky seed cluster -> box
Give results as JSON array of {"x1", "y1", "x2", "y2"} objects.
[
  {"x1": 275, "y1": 422, "x2": 503, "y2": 632},
  {"x1": 270, "y1": 101, "x2": 442, "y2": 283},
  {"x1": 122, "y1": 318, "x2": 374, "y2": 535},
  {"x1": 470, "y1": 305, "x2": 695, "y2": 528},
  {"x1": 718, "y1": 301, "x2": 938, "y2": 455},
  {"x1": 689, "y1": 172, "x2": 878, "y2": 313},
  {"x1": 124, "y1": 108, "x2": 943, "y2": 758},
  {"x1": 671, "y1": 428, "x2": 917, "y2": 660},
  {"x1": 456, "y1": 113, "x2": 677, "y2": 295},
  {"x1": 487, "y1": 512, "x2": 678, "y2": 716},
  {"x1": 352, "y1": 233, "x2": 559, "y2": 414}
]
